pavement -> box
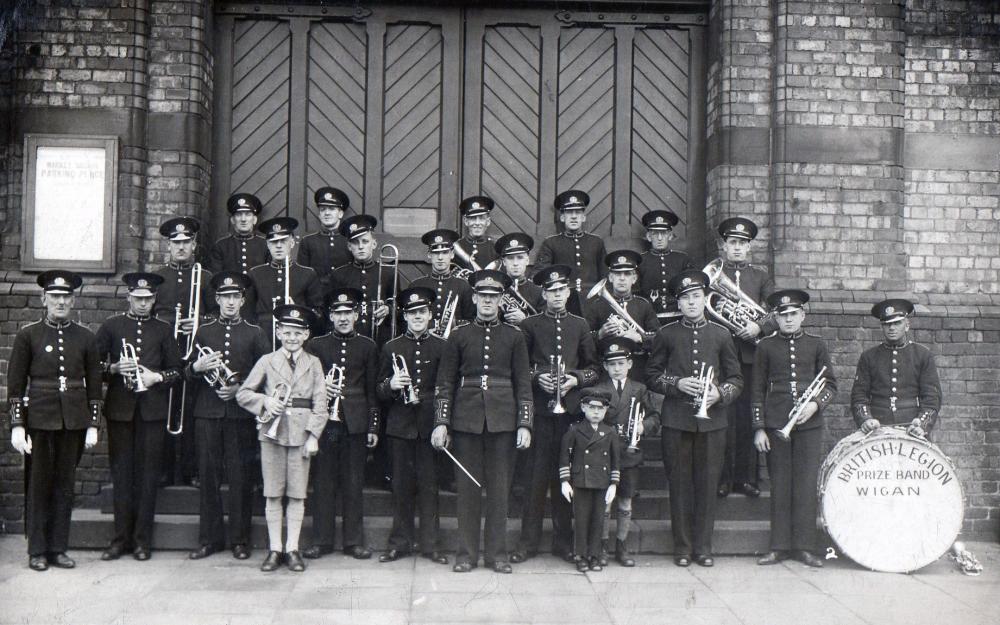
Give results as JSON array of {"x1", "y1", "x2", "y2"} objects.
[{"x1": 0, "y1": 536, "x2": 996, "y2": 625}]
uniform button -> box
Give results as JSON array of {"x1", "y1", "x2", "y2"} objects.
[
  {"x1": 891, "y1": 377, "x2": 897, "y2": 382},
  {"x1": 415, "y1": 351, "x2": 421, "y2": 356},
  {"x1": 416, "y1": 360, "x2": 422, "y2": 364},
  {"x1": 584, "y1": 464, "x2": 589, "y2": 468},
  {"x1": 790, "y1": 363, "x2": 795, "y2": 368},
  {"x1": 59, "y1": 356, "x2": 64, "y2": 360},
  {"x1": 60, "y1": 366, "x2": 65, "y2": 371},
  {"x1": 341, "y1": 357, "x2": 346, "y2": 363},
  {"x1": 585, "y1": 450, "x2": 589, "y2": 454},
  {"x1": 58, "y1": 338, "x2": 64, "y2": 343},
  {"x1": 693, "y1": 359, "x2": 700, "y2": 365},
  {"x1": 224, "y1": 351, "x2": 230, "y2": 356},
  {"x1": 225, "y1": 342, "x2": 230, "y2": 347},
  {"x1": 892, "y1": 387, "x2": 897, "y2": 392},
  {"x1": 136, "y1": 339, "x2": 143, "y2": 344},
  {"x1": 892, "y1": 360, "x2": 897, "y2": 364},
  {"x1": 693, "y1": 339, "x2": 698, "y2": 344},
  {"x1": 693, "y1": 349, "x2": 699, "y2": 354},
  {"x1": 790, "y1": 354, "x2": 796, "y2": 360},
  {"x1": 892, "y1": 369, "x2": 897, "y2": 374}
]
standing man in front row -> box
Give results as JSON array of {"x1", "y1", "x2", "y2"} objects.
[
  {"x1": 646, "y1": 269, "x2": 742, "y2": 568},
  {"x1": 851, "y1": 298, "x2": 941, "y2": 437},
  {"x1": 751, "y1": 289, "x2": 836, "y2": 568},
  {"x1": 96, "y1": 273, "x2": 183, "y2": 562},
  {"x1": 7, "y1": 271, "x2": 103, "y2": 571},
  {"x1": 431, "y1": 270, "x2": 534, "y2": 574},
  {"x1": 186, "y1": 272, "x2": 270, "y2": 561}
]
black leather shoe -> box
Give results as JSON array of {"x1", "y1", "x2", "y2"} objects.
[
  {"x1": 694, "y1": 554, "x2": 714, "y2": 567},
  {"x1": 492, "y1": 561, "x2": 513, "y2": 574},
  {"x1": 553, "y1": 550, "x2": 576, "y2": 563},
  {"x1": 345, "y1": 545, "x2": 372, "y2": 559},
  {"x1": 575, "y1": 556, "x2": 589, "y2": 572},
  {"x1": 757, "y1": 551, "x2": 787, "y2": 566},
  {"x1": 189, "y1": 544, "x2": 221, "y2": 560},
  {"x1": 673, "y1": 555, "x2": 691, "y2": 567},
  {"x1": 133, "y1": 547, "x2": 151, "y2": 561},
  {"x1": 597, "y1": 542, "x2": 610, "y2": 567},
  {"x1": 509, "y1": 550, "x2": 533, "y2": 564},
  {"x1": 260, "y1": 550, "x2": 282, "y2": 572},
  {"x1": 48, "y1": 553, "x2": 75, "y2": 569},
  {"x1": 796, "y1": 550, "x2": 824, "y2": 568},
  {"x1": 232, "y1": 544, "x2": 251, "y2": 560},
  {"x1": 29, "y1": 556, "x2": 49, "y2": 571},
  {"x1": 379, "y1": 549, "x2": 409, "y2": 563},
  {"x1": 286, "y1": 550, "x2": 306, "y2": 572},
  {"x1": 452, "y1": 561, "x2": 475, "y2": 573},
  {"x1": 717, "y1": 483, "x2": 731, "y2": 498},
  {"x1": 101, "y1": 543, "x2": 126, "y2": 561},
  {"x1": 615, "y1": 540, "x2": 635, "y2": 567},
  {"x1": 736, "y1": 482, "x2": 761, "y2": 498},
  {"x1": 301, "y1": 545, "x2": 334, "y2": 559},
  {"x1": 588, "y1": 556, "x2": 603, "y2": 572},
  {"x1": 423, "y1": 551, "x2": 449, "y2": 565}
]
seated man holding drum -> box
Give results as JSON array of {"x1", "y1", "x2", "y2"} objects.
[{"x1": 850, "y1": 299, "x2": 941, "y2": 437}]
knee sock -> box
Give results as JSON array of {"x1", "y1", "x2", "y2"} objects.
[
  {"x1": 601, "y1": 503, "x2": 612, "y2": 542},
  {"x1": 285, "y1": 498, "x2": 305, "y2": 553},
  {"x1": 616, "y1": 498, "x2": 633, "y2": 542},
  {"x1": 265, "y1": 497, "x2": 284, "y2": 552}
]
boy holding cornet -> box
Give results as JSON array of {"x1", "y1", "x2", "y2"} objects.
[
  {"x1": 236, "y1": 304, "x2": 328, "y2": 572},
  {"x1": 752, "y1": 289, "x2": 835, "y2": 568}
]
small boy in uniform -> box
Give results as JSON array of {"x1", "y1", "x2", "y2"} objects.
[
  {"x1": 560, "y1": 388, "x2": 620, "y2": 572},
  {"x1": 236, "y1": 304, "x2": 328, "y2": 572}
]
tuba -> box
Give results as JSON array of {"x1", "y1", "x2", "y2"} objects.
[
  {"x1": 702, "y1": 258, "x2": 767, "y2": 341},
  {"x1": 776, "y1": 366, "x2": 828, "y2": 441},
  {"x1": 256, "y1": 382, "x2": 292, "y2": 440}
]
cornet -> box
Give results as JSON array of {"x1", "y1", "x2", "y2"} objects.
[
  {"x1": 548, "y1": 355, "x2": 566, "y2": 414},
  {"x1": 375, "y1": 244, "x2": 400, "y2": 341},
  {"x1": 173, "y1": 262, "x2": 202, "y2": 359},
  {"x1": 693, "y1": 363, "x2": 714, "y2": 420},
  {"x1": 501, "y1": 281, "x2": 538, "y2": 317},
  {"x1": 623, "y1": 396, "x2": 645, "y2": 452},
  {"x1": 703, "y1": 259, "x2": 767, "y2": 342},
  {"x1": 586, "y1": 279, "x2": 644, "y2": 336},
  {"x1": 194, "y1": 344, "x2": 240, "y2": 388},
  {"x1": 326, "y1": 364, "x2": 344, "y2": 422},
  {"x1": 120, "y1": 339, "x2": 146, "y2": 393},
  {"x1": 257, "y1": 382, "x2": 292, "y2": 440},
  {"x1": 433, "y1": 291, "x2": 458, "y2": 339},
  {"x1": 776, "y1": 366, "x2": 828, "y2": 441},
  {"x1": 392, "y1": 354, "x2": 420, "y2": 405}
]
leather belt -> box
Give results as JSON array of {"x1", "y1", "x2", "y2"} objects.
[
  {"x1": 31, "y1": 378, "x2": 86, "y2": 391},
  {"x1": 288, "y1": 398, "x2": 313, "y2": 409}
]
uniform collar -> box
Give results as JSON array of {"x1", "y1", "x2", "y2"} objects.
[
  {"x1": 167, "y1": 261, "x2": 194, "y2": 271},
  {"x1": 233, "y1": 231, "x2": 256, "y2": 241},
  {"x1": 219, "y1": 316, "x2": 242, "y2": 326},
  {"x1": 779, "y1": 330, "x2": 804, "y2": 339},
  {"x1": 463, "y1": 235, "x2": 490, "y2": 245},
  {"x1": 335, "y1": 330, "x2": 358, "y2": 340},
  {"x1": 649, "y1": 249, "x2": 674, "y2": 257},
  {"x1": 43, "y1": 317, "x2": 72, "y2": 329},
  {"x1": 681, "y1": 317, "x2": 707, "y2": 329},
  {"x1": 474, "y1": 317, "x2": 500, "y2": 327},
  {"x1": 612, "y1": 291, "x2": 633, "y2": 303},
  {"x1": 431, "y1": 269, "x2": 454, "y2": 280},
  {"x1": 722, "y1": 259, "x2": 749, "y2": 269},
  {"x1": 405, "y1": 329, "x2": 430, "y2": 340},
  {"x1": 882, "y1": 338, "x2": 910, "y2": 349},
  {"x1": 562, "y1": 230, "x2": 585, "y2": 239},
  {"x1": 545, "y1": 309, "x2": 568, "y2": 319},
  {"x1": 126, "y1": 312, "x2": 151, "y2": 321},
  {"x1": 269, "y1": 259, "x2": 291, "y2": 270},
  {"x1": 352, "y1": 259, "x2": 376, "y2": 269},
  {"x1": 320, "y1": 227, "x2": 339, "y2": 237}
]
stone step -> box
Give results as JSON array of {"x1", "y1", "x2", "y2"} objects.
[
  {"x1": 69, "y1": 508, "x2": 772, "y2": 555},
  {"x1": 96, "y1": 484, "x2": 771, "y2": 521}
]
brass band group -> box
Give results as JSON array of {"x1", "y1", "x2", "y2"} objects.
[{"x1": 8, "y1": 187, "x2": 942, "y2": 574}]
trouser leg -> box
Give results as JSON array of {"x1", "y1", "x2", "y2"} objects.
[
  {"x1": 134, "y1": 419, "x2": 166, "y2": 548},
  {"x1": 340, "y1": 433, "x2": 367, "y2": 549},
  {"x1": 223, "y1": 419, "x2": 255, "y2": 546},
  {"x1": 196, "y1": 418, "x2": 225, "y2": 547},
  {"x1": 415, "y1": 437, "x2": 441, "y2": 554},
  {"x1": 387, "y1": 437, "x2": 416, "y2": 552},
  {"x1": 452, "y1": 432, "x2": 485, "y2": 564},
  {"x1": 482, "y1": 431, "x2": 515, "y2": 565},
  {"x1": 767, "y1": 428, "x2": 793, "y2": 551},
  {"x1": 663, "y1": 429, "x2": 694, "y2": 555},
  {"x1": 517, "y1": 415, "x2": 552, "y2": 553},
  {"x1": 691, "y1": 429, "x2": 726, "y2": 556},
  {"x1": 107, "y1": 419, "x2": 136, "y2": 548},
  {"x1": 308, "y1": 424, "x2": 340, "y2": 549},
  {"x1": 791, "y1": 427, "x2": 822, "y2": 552}
]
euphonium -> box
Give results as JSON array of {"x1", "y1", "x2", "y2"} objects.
[
  {"x1": 392, "y1": 353, "x2": 420, "y2": 405},
  {"x1": 194, "y1": 344, "x2": 240, "y2": 388},
  {"x1": 693, "y1": 363, "x2": 714, "y2": 420},
  {"x1": 120, "y1": 339, "x2": 147, "y2": 393},
  {"x1": 586, "y1": 279, "x2": 644, "y2": 335},
  {"x1": 776, "y1": 366, "x2": 828, "y2": 441},
  {"x1": 549, "y1": 355, "x2": 566, "y2": 414},
  {"x1": 326, "y1": 364, "x2": 344, "y2": 422},
  {"x1": 257, "y1": 382, "x2": 292, "y2": 440},
  {"x1": 702, "y1": 258, "x2": 767, "y2": 341}
]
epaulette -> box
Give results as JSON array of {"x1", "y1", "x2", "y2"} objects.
[
  {"x1": 357, "y1": 335, "x2": 377, "y2": 347},
  {"x1": 707, "y1": 320, "x2": 730, "y2": 332},
  {"x1": 804, "y1": 331, "x2": 822, "y2": 339},
  {"x1": 662, "y1": 319, "x2": 682, "y2": 328},
  {"x1": 200, "y1": 319, "x2": 219, "y2": 329},
  {"x1": 452, "y1": 319, "x2": 472, "y2": 330},
  {"x1": 22, "y1": 319, "x2": 43, "y2": 330},
  {"x1": 567, "y1": 312, "x2": 587, "y2": 321},
  {"x1": 244, "y1": 320, "x2": 263, "y2": 329},
  {"x1": 248, "y1": 262, "x2": 269, "y2": 272},
  {"x1": 502, "y1": 321, "x2": 522, "y2": 331}
]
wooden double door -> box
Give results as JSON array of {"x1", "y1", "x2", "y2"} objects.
[{"x1": 211, "y1": 3, "x2": 707, "y2": 259}]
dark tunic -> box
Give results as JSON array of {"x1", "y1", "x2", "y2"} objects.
[
  {"x1": 850, "y1": 339, "x2": 941, "y2": 430},
  {"x1": 410, "y1": 269, "x2": 476, "y2": 332},
  {"x1": 638, "y1": 249, "x2": 694, "y2": 322},
  {"x1": 206, "y1": 233, "x2": 270, "y2": 275},
  {"x1": 536, "y1": 231, "x2": 607, "y2": 295},
  {"x1": 297, "y1": 229, "x2": 352, "y2": 280}
]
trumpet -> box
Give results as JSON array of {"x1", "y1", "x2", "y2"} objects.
[
  {"x1": 433, "y1": 291, "x2": 458, "y2": 339},
  {"x1": 257, "y1": 382, "x2": 292, "y2": 440},
  {"x1": 326, "y1": 364, "x2": 344, "y2": 422},
  {"x1": 174, "y1": 262, "x2": 202, "y2": 359},
  {"x1": 776, "y1": 366, "x2": 828, "y2": 441},
  {"x1": 548, "y1": 355, "x2": 566, "y2": 414},
  {"x1": 375, "y1": 244, "x2": 400, "y2": 341},
  {"x1": 693, "y1": 363, "x2": 714, "y2": 420},
  {"x1": 623, "y1": 396, "x2": 645, "y2": 452},
  {"x1": 120, "y1": 339, "x2": 147, "y2": 393},
  {"x1": 586, "y1": 279, "x2": 644, "y2": 336},
  {"x1": 392, "y1": 353, "x2": 420, "y2": 405},
  {"x1": 194, "y1": 344, "x2": 240, "y2": 389},
  {"x1": 703, "y1": 259, "x2": 767, "y2": 342}
]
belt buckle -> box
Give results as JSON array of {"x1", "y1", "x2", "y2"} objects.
[
  {"x1": 58, "y1": 376, "x2": 67, "y2": 392},
  {"x1": 480, "y1": 375, "x2": 489, "y2": 391},
  {"x1": 889, "y1": 397, "x2": 897, "y2": 412}
]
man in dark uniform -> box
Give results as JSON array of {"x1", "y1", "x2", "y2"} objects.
[
  {"x1": 297, "y1": 187, "x2": 353, "y2": 282},
  {"x1": 410, "y1": 228, "x2": 475, "y2": 334},
  {"x1": 751, "y1": 289, "x2": 836, "y2": 568},
  {"x1": 327, "y1": 215, "x2": 396, "y2": 343},
  {"x1": 536, "y1": 190, "x2": 607, "y2": 311},
  {"x1": 511, "y1": 264, "x2": 599, "y2": 563},
  {"x1": 248, "y1": 216, "x2": 324, "y2": 342},
  {"x1": 431, "y1": 270, "x2": 534, "y2": 573},
  {"x1": 646, "y1": 269, "x2": 742, "y2": 567},
  {"x1": 713, "y1": 217, "x2": 777, "y2": 499},
  {"x1": 453, "y1": 195, "x2": 500, "y2": 271},
  {"x1": 585, "y1": 250, "x2": 660, "y2": 384},
  {"x1": 638, "y1": 210, "x2": 694, "y2": 325},
  {"x1": 7, "y1": 271, "x2": 103, "y2": 571},
  {"x1": 154, "y1": 216, "x2": 214, "y2": 486},
  {"x1": 376, "y1": 287, "x2": 449, "y2": 564},
  {"x1": 186, "y1": 272, "x2": 270, "y2": 561},
  {"x1": 96, "y1": 273, "x2": 183, "y2": 561},
  {"x1": 302, "y1": 287, "x2": 381, "y2": 560},
  {"x1": 206, "y1": 193, "x2": 270, "y2": 275},
  {"x1": 495, "y1": 233, "x2": 543, "y2": 326},
  {"x1": 851, "y1": 298, "x2": 941, "y2": 436}
]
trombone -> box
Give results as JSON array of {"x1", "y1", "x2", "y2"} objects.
[
  {"x1": 257, "y1": 382, "x2": 292, "y2": 440},
  {"x1": 433, "y1": 291, "x2": 458, "y2": 339},
  {"x1": 548, "y1": 355, "x2": 566, "y2": 414},
  {"x1": 693, "y1": 363, "x2": 714, "y2": 420},
  {"x1": 586, "y1": 278, "x2": 644, "y2": 336},
  {"x1": 120, "y1": 339, "x2": 146, "y2": 393},
  {"x1": 776, "y1": 366, "x2": 828, "y2": 441},
  {"x1": 326, "y1": 364, "x2": 344, "y2": 422},
  {"x1": 375, "y1": 244, "x2": 400, "y2": 341},
  {"x1": 392, "y1": 353, "x2": 420, "y2": 405},
  {"x1": 173, "y1": 262, "x2": 202, "y2": 359},
  {"x1": 194, "y1": 344, "x2": 240, "y2": 389}
]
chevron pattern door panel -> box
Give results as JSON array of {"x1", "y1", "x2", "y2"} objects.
[
  {"x1": 556, "y1": 27, "x2": 616, "y2": 236},
  {"x1": 231, "y1": 19, "x2": 291, "y2": 219},
  {"x1": 480, "y1": 25, "x2": 542, "y2": 235},
  {"x1": 631, "y1": 28, "x2": 690, "y2": 228},
  {"x1": 306, "y1": 21, "x2": 368, "y2": 219},
  {"x1": 382, "y1": 23, "x2": 443, "y2": 209}
]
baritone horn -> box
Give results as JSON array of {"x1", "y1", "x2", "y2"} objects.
[
  {"x1": 257, "y1": 383, "x2": 292, "y2": 440},
  {"x1": 392, "y1": 353, "x2": 420, "y2": 405},
  {"x1": 702, "y1": 259, "x2": 767, "y2": 342},
  {"x1": 326, "y1": 364, "x2": 344, "y2": 422},
  {"x1": 194, "y1": 344, "x2": 240, "y2": 388},
  {"x1": 587, "y1": 278, "x2": 644, "y2": 336},
  {"x1": 776, "y1": 366, "x2": 828, "y2": 441},
  {"x1": 120, "y1": 339, "x2": 146, "y2": 393}
]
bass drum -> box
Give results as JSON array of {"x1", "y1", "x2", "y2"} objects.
[{"x1": 818, "y1": 427, "x2": 964, "y2": 573}]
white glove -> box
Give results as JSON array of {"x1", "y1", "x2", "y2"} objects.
[
  {"x1": 85, "y1": 427, "x2": 99, "y2": 450},
  {"x1": 11, "y1": 426, "x2": 32, "y2": 455}
]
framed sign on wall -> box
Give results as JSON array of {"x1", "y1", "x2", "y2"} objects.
[{"x1": 21, "y1": 134, "x2": 118, "y2": 273}]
